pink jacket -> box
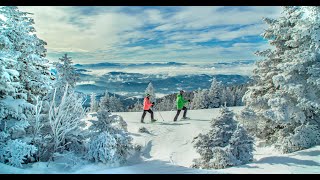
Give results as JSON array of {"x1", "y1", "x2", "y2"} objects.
[{"x1": 143, "y1": 97, "x2": 153, "y2": 110}]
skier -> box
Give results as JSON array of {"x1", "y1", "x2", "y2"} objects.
[
  {"x1": 141, "y1": 93, "x2": 157, "y2": 123},
  {"x1": 173, "y1": 90, "x2": 191, "y2": 121}
]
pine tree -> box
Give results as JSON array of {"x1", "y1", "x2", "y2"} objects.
[
  {"x1": 109, "y1": 94, "x2": 124, "y2": 112},
  {"x1": 99, "y1": 91, "x2": 124, "y2": 112},
  {"x1": 191, "y1": 89, "x2": 208, "y2": 109},
  {"x1": 207, "y1": 78, "x2": 224, "y2": 108},
  {"x1": 0, "y1": 6, "x2": 52, "y2": 167},
  {"x1": 192, "y1": 106, "x2": 254, "y2": 169},
  {"x1": 156, "y1": 97, "x2": 176, "y2": 111},
  {"x1": 241, "y1": 6, "x2": 320, "y2": 153},
  {"x1": 85, "y1": 109, "x2": 133, "y2": 165},
  {"x1": 55, "y1": 54, "x2": 79, "y2": 88},
  {"x1": 99, "y1": 90, "x2": 110, "y2": 110},
  {"x1": 99, "y1": 91, "x2": 123, "y2": 112},
  {"x1": 0, "y1": 6, "x2": 51, "y2": 103},
  {"x1": 129, "y1": 99, "x2": 143, "y2": 112},
  {"x1": 46, "y1": 53, "x2": 79, "y2": 104},
  {"x1": 145, "y1": 82, "x2": 156, "y2": 103},
  {"x1": 90, "y1": 92, "x2": 98, "y2": 112}
]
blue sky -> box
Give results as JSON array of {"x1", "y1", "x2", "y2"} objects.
[{"x1": 19, "y1": 6, "x2": 282, "y2": 64}]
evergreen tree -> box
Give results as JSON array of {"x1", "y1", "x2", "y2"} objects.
[
  {"x1": 155, "y1": 97, "x2": 176, "y2": 111},
  {"x1": 241, "y1": 6, "x2": 320, "y2": 153},
  {"x1": 129, "y1": 99, "x2": 143, "y2": 112},
  {"x1": 144, "y1": 82, "x2": 156, "y2": 103},
  {"x1": 85, "y1": 109, "x2": 132, "y2": 165},
  {"x1": 0, "y1": 6, "x2": 52, "y2": 167},
  {"x1": 191, "y1": 89, "x2": 208, "y2": 109},
  {"x1": 99, "y1": 91, "x2": 124, "y2": 112},
  {"x1": 46, "y1": 53, "x2": 79, "y2": 104},
  {"x1": 0, "y1": 6, "x2": 51, "y2": 104},
  {"x1": 90, "y1": 92, "x2": 98, "y2": 112},
  {"x1": 192, "y1": 106, "x2": 254, "y2": 169},
  {"x1": 207, "y1": 78, "x2": 224, "y2": 108}
]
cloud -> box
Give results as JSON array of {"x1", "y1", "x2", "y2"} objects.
[
  {"x1": 19, "y1": 6, "x2": 143, "y2": 52},
  {"x1": 83, "y1": 61, "x2": 256, "y2": 77},
  {"x1": 153, "y1": 6, "x2": 282, "y2": 31},
  {"x1": 16, "y1": 6, "x2": 282, "y2": 64}
]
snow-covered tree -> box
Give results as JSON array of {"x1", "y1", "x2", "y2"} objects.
[
  {"x1": 55, "y1": 53, "x2": 79, "y2": 88},
  {"x1": 191, "y1": 89, "x2": 208, "y2": 109},
  {"x1": 109, "y1": 94, "x2": 125, "y2": 112},
  {"x1": 207, "y1": 78, "x2": 224, "y2": 108},
  {"x1": 46, "y1": 53, "x2": 79, "y2": 104},
  {"x1": 99, "y1": 91, "x2": 124, "y2": 112},
  {"x1": 155, "y1": 97, "x2": 176, "y2": 111},
  {"x1": 129, "y1": 99, "x2": 143, "y2": 112},
  {"x1": 85, "y1": 109, "x2": 132, "y2": 165},
  {"x1": 241, "y1": 6, "x2": 320, "y2": 153},
  {"x1": 0, "y1": 6, "x2": 52, "y2": 167},
  {"x1": 145, "y1": 82, "x2": 156, "y2": 103},
  {"x1": 90, "y1": 92, "x2": 98, "y2": 112},
  {"x1": 0, "y1": 6, "x2": 51, "y2": 103},
  {"x1": 192, "y1": 106, "x2": 254, "y2": 169}
]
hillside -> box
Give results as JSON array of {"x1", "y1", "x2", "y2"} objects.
[{"x1": 0, "y1": 107, "x2": 319, "y2": 174}]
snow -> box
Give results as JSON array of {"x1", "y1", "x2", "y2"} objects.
[{"x1": 1, "y1": 106, "x2": 320, "y2": 174}]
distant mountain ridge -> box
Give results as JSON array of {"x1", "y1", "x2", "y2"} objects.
[{"x1": 74, "y1": 61, "x2": 187, "y2": 69}]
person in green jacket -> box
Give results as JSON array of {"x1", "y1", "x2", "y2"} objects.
[{"x1": 173, "y1": 90, "x2": 191, "y2": 121}]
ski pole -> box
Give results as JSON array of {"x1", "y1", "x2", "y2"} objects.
[
  {"x1": 154, "y1": 104, "x2": 165, "y2": 121},
  {"x1": 158, "y1": 110, "x2": 165, "y2": 121}
]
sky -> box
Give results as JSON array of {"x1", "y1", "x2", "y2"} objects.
[{"x1": 18, "y1": 6, "x2": 283, "y2": 64}]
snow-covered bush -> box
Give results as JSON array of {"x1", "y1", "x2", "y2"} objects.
[
  {"x1": 86, "y1": 131, "x2": 118, "y2": 165},
  {"x1": 192, "y1": 106, "x2": 254, "y2": 169},
  {"x1": 241, "y1": 6, "x2": 320, "y2": 153},
  {"x1": 50, "y1": 151, "x2": 87, "y2": 171},
  {"x1": 85, "y1": 109, "x2": 133, "y2": 165},
  {"x1": 46, "y1": 84, "x2": 87, "y2": 160},
  {"x1": 279, "y1": 123, "x2": 320, "y2": 153},
  {"x1": 0, "y1": 139, "x2": 37, "y2": 167},
  {"x1": 0, "y1": 96, "x2": 37, "y2": 166}
]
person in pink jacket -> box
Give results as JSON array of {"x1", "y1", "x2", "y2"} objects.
[{"x1": 141, "y1": 93, "x2": 157, "y2": 123}]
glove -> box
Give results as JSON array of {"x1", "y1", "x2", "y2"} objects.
[
  {"x1": 152, "y1": 102, "x2": 155, "y2": 105},
  {"x1": 188, "y1": 100, "x2": 191, "y2": 102}
]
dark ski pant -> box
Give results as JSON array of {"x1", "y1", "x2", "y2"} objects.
[
  {"x1": 141, "y1": 109, "x2": 154, "y2": 122},
  {"x1": 173, "y1": 106, "x2": 187, "y2": 121}
]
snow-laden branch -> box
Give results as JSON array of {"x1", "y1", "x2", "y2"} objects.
[{"x1": 48, "y1": 83, "x2": 86, "y2": 153}]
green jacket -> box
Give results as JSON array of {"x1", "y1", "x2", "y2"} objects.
[{"x1": 176, "y1": 94, "x2": 188, "y2": 110}]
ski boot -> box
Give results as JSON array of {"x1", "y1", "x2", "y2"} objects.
[
  {"x1": 151, "y1": 119, "x2": 157, "y2": 123},
  {"x1": 181, "y1": 117, "x2": 190, "y2": 120}
]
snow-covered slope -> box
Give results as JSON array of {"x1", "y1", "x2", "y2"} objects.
[
  {"x1": 1, "y1": 107, "x2": 319, "y2": 174},
  {"x1": 114, "y1": 108, "x2": 245, "y2": 168}
]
